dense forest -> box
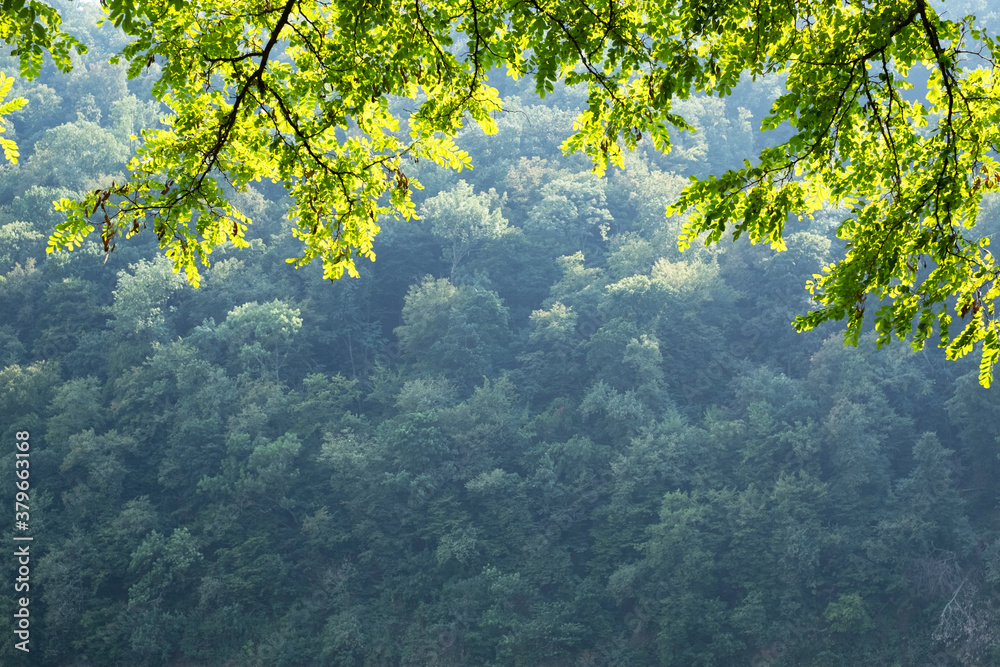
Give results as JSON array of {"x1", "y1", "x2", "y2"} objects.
[{"x1": 3, "y1": 1, "x2": 1000, "y2": 664}]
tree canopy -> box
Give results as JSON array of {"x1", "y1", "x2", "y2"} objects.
[
  {"x1": 4, "y1": 0, "x2": 1000, "y2": 382},
  {"x1": 5, "y1": 7, "x2": 1000, "y2": 660}
]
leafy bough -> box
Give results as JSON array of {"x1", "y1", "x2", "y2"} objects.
[{"x1": 16, "y1": 0, "x2": 1000, "y2": 384}]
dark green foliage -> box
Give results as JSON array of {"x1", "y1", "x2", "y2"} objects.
[{"x1": 3, "y1": 10, "x2": 1000, "y2": 664}]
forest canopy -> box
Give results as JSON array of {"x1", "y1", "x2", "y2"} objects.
[
  {"x1": 4, "y1": 1, "x2": 1000, "y2": 664},
  {"x1": 4, "y1": 0, "x2": 1000, "y2": 382}
]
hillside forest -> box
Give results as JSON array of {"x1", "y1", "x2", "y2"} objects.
[{"x1": 3, "y1": 1, "x2": 1000, "y2": 665}]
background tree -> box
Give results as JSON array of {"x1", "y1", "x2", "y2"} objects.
[{"x1": 422, "y1": 180, "x2": 510, "y2": 281}]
